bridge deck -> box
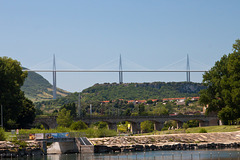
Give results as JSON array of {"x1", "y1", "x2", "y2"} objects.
[{"x1": 35, "y1": 138, "x2": 75, "y2": 143}]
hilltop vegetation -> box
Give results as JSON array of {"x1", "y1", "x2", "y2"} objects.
[
  {"x1": 82, "y1": 82, "x2": 205, "y2": 101},
  {"x1": 21, "y1": 69, "x2": 69, "y2": 102},
  {"x1": 35, "y1": 82, "x2": 205, "y2": 114}
]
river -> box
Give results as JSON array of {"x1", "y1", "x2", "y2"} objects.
[{"x1": 4, "y1": 149, "x2": 240, "y2": 160}]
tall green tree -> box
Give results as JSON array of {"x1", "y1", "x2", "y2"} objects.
[
  {"x1": 141, "y1": 120, "x2": 154, "y2": 133},
  {"x1": 0, "y1": 57, "x2": 35, "y2": 129},
  {"x1": 57, "y1": 108, "x2": 73, "y2": 127},
  {"x1": 199, "y1": 39, "x2": 240, "y2": 124},
  {"x1": 60, "y1": 103, "x2": 77, "y2": 118},
  {"x1": 138, "y1": 104, "x2": 145, "y2": 116}
]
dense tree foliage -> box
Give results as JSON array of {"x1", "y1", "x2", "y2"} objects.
[
  {"x1": 0, "y1": 127, "x2": 5, "y2": 141},
  {"x1": 199, "y1": 39, "x2": 240, "y2": 124},
  {"x1": 56, "y1": 108, "x2": 73, "y2": 127},
  {"x1": 0, "y1": 57, "x2": 35, "y2": 129},
  {"x1": 35, "y1": 82, "x2": 204, "y2": 115},
  {"x1": 141, "y1": 121, "x2": 154, "y2": 133},
  {"x1": 82, "y1": 82, "x2": 204, "y2": 101},
  {"x1": 70, "y1": 121, "x2": 88, "y2": 130},
  {"x1": 60, "y1": 103, "x2": 77, "y2": 118}
]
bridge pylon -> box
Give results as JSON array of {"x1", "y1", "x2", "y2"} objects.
[
  {"x1": 53, "y1": 54, "x2": 57, "y2": 99},
  {"x1": 119, "y1": 54, "x2": 123, "y2": 84},
  {"x1": 186, "y1": 54, "x2": 190, "y2": 82}
]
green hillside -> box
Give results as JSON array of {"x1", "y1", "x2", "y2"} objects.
[
  {"x1": 21, "y1": 70, "x2": 69, "y2": 102},
  {"x1": 34, "y1": 82, "x2": 205, "y2": 113},
  {"x1": 82, "y1": 82, "x2": 205, "y2": 101}
]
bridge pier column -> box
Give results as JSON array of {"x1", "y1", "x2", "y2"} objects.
[
  {"x1": 131, "y1": 122, "x2": 141, "y2": 134},
  {"x1": 209, "y1": 119, "x2": 219, "y2": 126},
  {"x1": 154, "y1": 122, "x2": 164, "y2": 131},
  {"x1": 199, "y1": 121, "x2": 209, "y2": 127},
  {"x1": 108, "y1": 123, "x2": 117, "y2": 131},
  {"x1": 177, "y1": 121, "x2": 183, "y2": 129},
  {"x1": 39, "y1": 142, "x2": 47, "y2": 154}
]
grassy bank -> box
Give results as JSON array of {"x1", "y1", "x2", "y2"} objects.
[
  {"x1": 5, "y1": 127, "x2": 117, "y2": 141},
  {"x1": 4, "y1": 125, "x2": 240, "y2": 141},
  {"x1": 135, "y1": 125, "x2": 240, "y2": 136}
]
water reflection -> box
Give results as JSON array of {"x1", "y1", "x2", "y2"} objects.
[{"x1": 4, "y1": 149, "x2": 240, "y2": 160}]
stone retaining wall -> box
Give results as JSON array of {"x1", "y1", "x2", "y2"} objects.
[
  {"x1": 0, "y1": 141, "x2": 43, "y2": 158},
  {"x1": 94, "y1": 142, "x2": 240, "y2": 153},
  {"x1": 91, "y1": 131, "x2": 240, "y2": 153}
]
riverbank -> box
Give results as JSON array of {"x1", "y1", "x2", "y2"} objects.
[
  {"x1": 0, "y1": 141, "x2": 43, "y2": 158},
  {"x1": 90, "y1": 131, "x2": 240, "y2": 153},
  {"x1": 1, "y1": 131, "x2": 240, "y2": 157}
]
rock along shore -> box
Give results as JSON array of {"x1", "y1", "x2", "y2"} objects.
[
  {"x1": 0, "y1": 141, "x2": 43, "y2": 158},
  {"x1": 89, "y1": 131, "x2": 240, "y2": 153}
]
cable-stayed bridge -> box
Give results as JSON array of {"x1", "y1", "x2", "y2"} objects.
[{"x1": 23, "y1": 55, "x2": 210, "y2": 99}]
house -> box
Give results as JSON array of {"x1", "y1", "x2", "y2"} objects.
[
  {"x1": 135, "y1": 100, "x2": 147, "y2": 104},
  {"x1": 191, "y1": 97, "x2": 200, "y2": 101},
  {"x1": 162, "y1": 97, "x2": 186, "y2": 102}
]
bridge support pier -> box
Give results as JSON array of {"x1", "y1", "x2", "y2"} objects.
[
  {"x1": 154, "y1": 122, "x2": 164, "y2": 131},
  {"x1": 199, "y1": 121, "x2": 209, "y2": 127},
  {"x1": 108, "y1": 123, "x2": 117, "y2": 131},
  {"x1": 131, "y1": 122, "x2": 141, "y2": 134},
  {"x1": 177, "y1": 121, "x2": 183, "y2": 129},
  {"x1": 39, "y1": 142, "x2": 47, "y2": 154},
  {"x1": 209, "y1": 119, "x2": 219, "y2": 126}
]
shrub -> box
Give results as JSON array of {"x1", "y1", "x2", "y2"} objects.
[
  {"x1": 97, "y1": 128, "x2": 117, "y2": 137},
  {"x1": 141, "y1": 121, "x2": 154, "y2": 133},
  {"x1": 6, "y1": 119, "x2": 17, "y2": 129},
  {"x1": 97, "y1": 122, "x2": 108, "y2": 129},
  {"x1": 70, "y1": 121, "x2": 88, "y2": 130},
  {"x1": 117, "y1": 122, "x2": 129, "y2": 133},
  {"x1": 12, "y1": 139, "x2": 28, "y2": 148},
  {"x1": 84, "y1": 128, "x2": 117, "y2": 138},
  {"x1": 199, "y1": 128, "x2": 207, "y2": 133},
  {"x1": 84, "y1": 128, "x2": 97, "y2": 138},
  {"x1": 182, "y1": 123, "x2": 189, "y2": 130},
  {"x1": 187, "y1": 120, "x2": 199, "y2": 128},
  {"x1": 161, "y1": 126, "x2": 168, "y2": 131},
  {"x1": 34, "y1": 123, "x2": 44, "y2": 129},
  {"x1": 56, "y1": 108, "x2": 73, "y2": 127},
  {"x1": 0, "y1": 128, "x2": 5, "y2": 141}
]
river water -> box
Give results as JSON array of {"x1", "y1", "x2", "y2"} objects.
[{"x1": 4, "y1": 149, "x2": 240, "y2": 160}]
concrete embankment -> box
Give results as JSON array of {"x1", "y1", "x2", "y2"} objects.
[{"x1": 90, "y1": 131, "x2": 240, "y2": 153}]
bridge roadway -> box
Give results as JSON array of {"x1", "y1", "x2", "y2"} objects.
[{"x1": 34, "y1": 115, "x2": 219, "y2": 134}]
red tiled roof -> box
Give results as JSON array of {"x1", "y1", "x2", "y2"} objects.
[
  {"x1": 136, "y1": 100, "x2": 147, "y2": 103},
  {"x1": 192, "y1": 97, "x2": 200, "y2": 99}
]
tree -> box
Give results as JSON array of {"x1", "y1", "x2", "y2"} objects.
[
  {"x1": 182, "y1": 123, "x2": 189, "y2": 130},
  {"x1": 199, "y1": 39, "x2": 240, "y2": 124},
  {"x1": 124, "y1": 108, "x2": 132, "y2": 116},
  {"x1": 17, "y1": 97, "x2": 36, "y2": 128},
  {"x1": 97, "y1": 121, "x2": 108, "y2": 129},
  {"x1": 57, "y1": 108, "x2": 73, "y2": 127},
  {"x1": 70, "y1": 121, "x2": 88, "y2": 130},
  {"x1": 0, "y1": 128, "x2": 5, "y2": 141},
  {"x1": 141, "y1": 120, "x2": 154, "y2": 133},
  {"x1": 0, "y1": 57, "x2": 35, "y2": 129},
  {"x1": 138, "y1": 104, "x2": 145, "y2": 115},
  {"x1": 60, "y1": 103, "x2": 76, "y2": 118},
  {"x1": 152, "y1": 105, "x2": 169, "y2": 115}
]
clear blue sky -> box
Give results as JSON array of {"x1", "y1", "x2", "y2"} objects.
[{"x1": 1, "y1": 1, "x2": 240, "y2": 92}]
